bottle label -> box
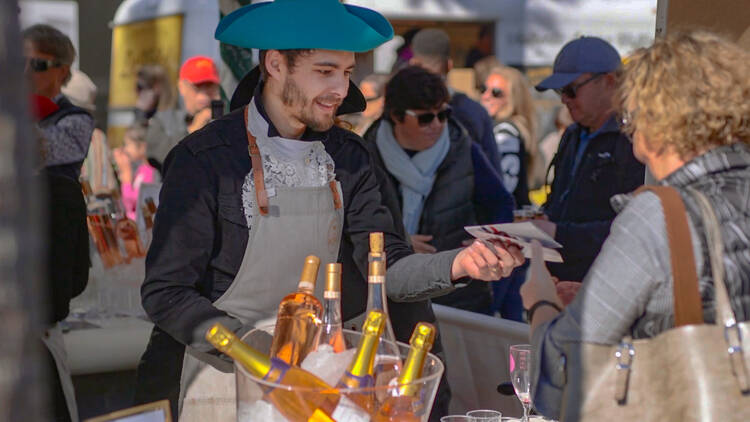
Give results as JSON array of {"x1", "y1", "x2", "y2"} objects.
[
  {"x1": 324, "y1": 291, "x2": 341, "y2": 299},
  {"x1": 338, "y1": 373, "x2": 375, "y2": 389},
  {"x1": 331, "y1": 396, "x2": 371, "y2": 422},
  {"x1": 368, "y1": 275, "x2": 385, "y2": 285},
  {"x1": 260, "y1": 357, "x2": 291, "y2": 395}
]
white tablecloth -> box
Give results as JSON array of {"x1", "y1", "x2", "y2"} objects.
[{"x1": 434, "y1": 304, "x2": 529, "y2": 417}]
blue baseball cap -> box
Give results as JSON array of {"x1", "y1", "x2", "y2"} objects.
[{"x1": 535, "y1": 37, "x2": 621, "y2": 92}]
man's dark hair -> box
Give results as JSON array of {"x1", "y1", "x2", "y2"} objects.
[
  {"x1": 22, "y1": 24, "x2": 76, "y2": 66},
  {"x1": 258, "y1": 49, "x2": 314, "y2": 79},
  {"x1": 384, "y1": 66, "x2": 449, "y2": 122}
]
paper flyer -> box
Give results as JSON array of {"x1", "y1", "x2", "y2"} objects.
[{"x1": 464, "y1": 221, "x2": 564, "y2": 263}]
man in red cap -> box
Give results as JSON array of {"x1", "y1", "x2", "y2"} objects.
[{"x1": 145, "y1": 55, "x2": 221, "y2": 169}]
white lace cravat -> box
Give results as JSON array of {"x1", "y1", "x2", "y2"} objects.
[{"x1": 241, "y1": 103, "x2": 336, "y2": 227}]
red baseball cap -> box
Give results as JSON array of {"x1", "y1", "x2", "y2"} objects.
[{"x1": 179, "y1": 56, "x2": 220, "y2": 85}]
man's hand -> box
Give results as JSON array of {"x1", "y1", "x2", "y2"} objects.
[
  {"x1": 520, "y1": 240, "x2": 563, "y2": 309},
  {"x1": 451, "y1": 239, "x2": 524, "y2": 281},
  {"x1": 188, "y1": 107, "x2": 213, "y2": 133},
  {"x1": 411, "y1": 234, "x2": 437, "y2": 254}
]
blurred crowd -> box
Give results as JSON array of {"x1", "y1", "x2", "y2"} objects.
[{"x1": 23, "y1": 16, "x2": 750, "y2": 421}]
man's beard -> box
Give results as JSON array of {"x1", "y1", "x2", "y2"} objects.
[{"x1": 282, "y1": 76, "x2": 339, "y2": 132}]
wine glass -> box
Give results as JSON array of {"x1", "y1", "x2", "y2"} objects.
[{"x1": 509, "y1": 344, "x2": 532, "y2": 422}]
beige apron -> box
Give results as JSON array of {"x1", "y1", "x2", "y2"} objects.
[
  {"x1": 42, "y1": 324, "x2": 79, "y2": 422},
  {"x1": 178, "y1": 105, "x2": 344, "y2": 421}
]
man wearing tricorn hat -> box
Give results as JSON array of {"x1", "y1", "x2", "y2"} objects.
[{"x1": 134, "y1": 1, "x2": 524, "y2": 420}]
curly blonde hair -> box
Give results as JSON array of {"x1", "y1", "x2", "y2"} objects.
[{"x1": 616, "y1": 31, "x2": 750, "y2": 159}]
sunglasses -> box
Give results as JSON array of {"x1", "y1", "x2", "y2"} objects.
[
  {"x1": 479, "y1": 85, "x2": 505, "y2": 98},
  {"x1": 405, "y1": 108, "x2": 451, "y2": 126},
  {"x1": 554, "y1": 73, "x2": 604, "y2": 99},
  {"x1": 25, "y1": 57, "x2": 62, "y2": 73}
]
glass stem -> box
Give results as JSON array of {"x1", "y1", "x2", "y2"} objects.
[{"x1": 522, "y1": 403, "x2": 530, "y2": 422}]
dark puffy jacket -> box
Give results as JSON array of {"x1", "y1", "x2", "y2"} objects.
[
  {"x1": 363, "y1": 118, "x2": 514, "y2": 313},
  {"x1": 544, "y1": 116, "x2": 645, "y2": 281}
]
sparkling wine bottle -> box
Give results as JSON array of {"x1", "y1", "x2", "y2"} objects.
[
  {"x1": 206, "y1": 323, "x2": 371, "y2": 422},
  {"x1": 319, "y1": 263, "x2": 346, "y2": 353},
  {"x1": 365, "y1": 233, "x2": 402, "y2": 390},
  {"x1": 337, "y1": 310, "x2": 386, "y2": 413},
  {"x1": 374, "y1": 322, "x2": 436, "y2": 421},
  {"x1": 270, "y1": 255, "x2": 324, "y2": 366}
]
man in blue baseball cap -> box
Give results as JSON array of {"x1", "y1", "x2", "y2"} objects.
[
  {"x1": 533, "y1": 36, "x2": 644, "y2": 286},
  {"x1": 134, "y1": 1, "x2": 524, "y2": 420}
]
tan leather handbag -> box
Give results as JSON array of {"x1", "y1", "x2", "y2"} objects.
[{"x1": 559, "y1": 186, "x2": 750, "y2": 422}]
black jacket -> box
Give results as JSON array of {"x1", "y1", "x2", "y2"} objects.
[
  {"x1": 44, "y1": 171, "x2": 89, "y2": 323},
  {"x1": 544, "y1": 116, "x2": 645, "y2": 281}
]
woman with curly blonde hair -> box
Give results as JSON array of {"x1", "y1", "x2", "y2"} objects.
[
  {"x1": 480, "y1": 65, "x2": 539, "y2": 206},
  {"x1": 520, "y1": 31, "x2": 750, "y2": 419}
]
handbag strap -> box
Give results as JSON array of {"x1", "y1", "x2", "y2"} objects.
[
  {"x1": 634, "y1": 186, "x2": 703, "y2": 326},
  {"x1": 686, "y1": 187, "x2": 750, "y2": 393}
]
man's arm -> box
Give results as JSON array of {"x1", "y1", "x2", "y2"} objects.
[
  {"x1": 344, "y1": 142, "x2": 522, "y2": 302},
  {"x1": 141, "y1": 144, "x2": 243, "y2": 354},
  {"x1": 40, "y1": 113, "x2": 94, "y2": 166}
]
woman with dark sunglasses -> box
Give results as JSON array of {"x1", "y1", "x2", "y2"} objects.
[
  {"x1": 363, "y1": 66, "x2": 516, "y2": 315},
  {"x1": 480, "y1": 65, "x2": 541, "y2": 208}
]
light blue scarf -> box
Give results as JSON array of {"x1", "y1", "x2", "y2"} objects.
[{"x1": 375, "y1": 120, "x2": 450, "y2": 234}]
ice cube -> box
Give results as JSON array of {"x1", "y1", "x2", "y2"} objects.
[
  {"x1": 237, "y1": 398, "x2": 287, "y2": 422},
  {"x1": 301, "y1": 344, "x2": 357, "y2": 386}
]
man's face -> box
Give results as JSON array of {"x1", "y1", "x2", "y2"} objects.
[
  {"x1": 480, "y1": 73, "x2": 511, "y2": 120},
  {"x1": 178, "y1": 80, "x2": 220, "y2": 115},
  {"x1": 560, "y1": 72, "x2": 613, "y2": 129},
  {"x1": 392, "y1": 103, "x2": 448, "y2": 151},
  {"x1": 24, "y1": 40, "x2": 68, "y2": 98},
  {"x1": 280, "y1": 50, "x2": 354, "y2": 132}
]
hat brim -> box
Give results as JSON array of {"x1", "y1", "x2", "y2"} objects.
[
  {"x1": 229, "y1": 66, "x2": 366, "y2": 116},
  {"x1": 535, "y1": 72, "x2": 582, "y2": 92},
  {"x1": 216, "y1": 1, "x2": 393, "y2": 52}
]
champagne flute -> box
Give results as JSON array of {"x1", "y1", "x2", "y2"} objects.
[{"x1": 509, "y1": 344, "x2": 532, "y2": 422}]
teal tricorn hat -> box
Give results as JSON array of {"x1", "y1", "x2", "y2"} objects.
[{"x1": 215, "y1": 0, "x2": 394, "y2": 52}]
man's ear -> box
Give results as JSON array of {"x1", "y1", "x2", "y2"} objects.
[
  {"x1": 265, "y1": 50, "x2": 285, "y2": 80},
  {"x1": 446, "y1": 58, "x2": 453, "y2": 73}
]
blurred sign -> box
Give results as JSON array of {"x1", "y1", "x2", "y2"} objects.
[
  {"x1": 659, "y1": 0, "x2": 750, "y2": 49},
  {"x1": 521, "y1": 0, "x2": 657, "y2": 65},
  {"x1": 108, "y1": 14, "x2": 183, "y2": 109}
]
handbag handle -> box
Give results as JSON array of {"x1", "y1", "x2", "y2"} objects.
[
  {"x1": 687, "y1": 187, "x2": 750, "y2": 393},
  {"x1": 634, "y1": 186, "x2": 703, "y2": 326}
]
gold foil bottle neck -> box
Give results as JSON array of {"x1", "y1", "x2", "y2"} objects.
[
  {"x1": 325, "y1": 263, "x2": 341, "y2": 293},
  {"x1": 362, "y1": 310, "x2": 386, "y2": 337},
  {"x1": 369, "y1": 232, "x2": 384, "y2": 253},
  {"x1": 368, "y1": 258, "x2": 385, "y2": 277},
  {"x1": 298, "y1": 255, "x2": 321, "y2": 292},
  {"x1": 409, "y1": 322, "x2": 436, "y2": 351}
]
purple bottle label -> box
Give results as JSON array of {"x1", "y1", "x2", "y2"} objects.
[
  {"x1": 260, "y1": 357, "x2": 291, "y2": 394},
  {"x1": 338, "y1": 372, "x2": 375, "y2": 390}
]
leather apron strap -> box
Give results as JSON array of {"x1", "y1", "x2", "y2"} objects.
[
  {"x1": 634, "y1": 185, "x2": 704, "y2": 326},
  {"x1": 244, "y1": 106, "x2": 341, "y2": 214}
]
